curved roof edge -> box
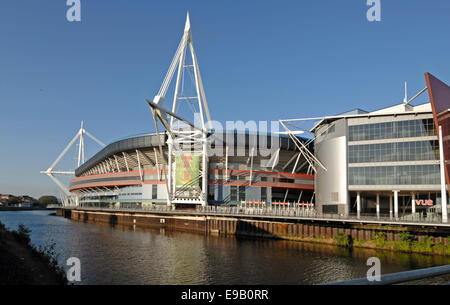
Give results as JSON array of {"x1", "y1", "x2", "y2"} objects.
[{"x1": 75, "y1": 131, "x2": 310, "y2": 176}]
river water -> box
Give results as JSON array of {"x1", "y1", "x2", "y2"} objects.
[{"x1": 0, "y1": 210, "x2": 449, "y2": 285}]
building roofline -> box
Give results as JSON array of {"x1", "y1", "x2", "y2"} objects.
[{"x1": 281, "y1": 102, "x2": 432, "y2": 133}]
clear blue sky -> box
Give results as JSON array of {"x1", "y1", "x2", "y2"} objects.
[{"x1": 1, "y1": 0, "x2": 449, "y2": 199}]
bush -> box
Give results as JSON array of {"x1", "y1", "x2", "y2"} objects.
[
  {"x1": 12, "y1": 224, "x2": 31, "y2": 246},
  {"x1": 394, "y1": 231, "x2": 413, "y2": 252},
  {"x1": 31, "y1": 241, "x2": 67, "y2": 284},
  {"x1": 0, "y1": 221, "x2": 5, "y2": 241},
  {"x1": 411, "y1": 236, "x2": 433, "y2": 253},
  {"x1": 393, "y1": 241, "x2": 411, "y2": 252},
  {"x1": 334, "y1": 232, "x2": 352, "y2": 247},
  {"x1": 399, "y1": 231, "x2": 413, "y2": 242},
  {"x1": 372, "y1": 232, "x2": 386, "y2": 247},
  {"x1": 431, "y1": 243, "x2": 450, "y2": 255}
]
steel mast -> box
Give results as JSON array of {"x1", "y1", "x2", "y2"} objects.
[
  {"x1": 147, "y1": 12, "x2": 212, "y2": 208},
  {"x1": 40, "y1": 121, "x2": 105, "y2": 202}
]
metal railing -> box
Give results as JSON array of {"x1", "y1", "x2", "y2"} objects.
[
  {"x1": 46, "y1": 204, "x2": 62, "y2": 209},
  {"x1": 324, "y1": 264, "x2": 450, "y2": 285},
  {"x1": 62, "y1": 204, "x2": 450, "y2": 226}
]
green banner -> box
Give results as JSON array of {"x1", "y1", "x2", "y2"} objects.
[{"x1": 175, "y1": 154, "x2": 200, "y2": 189}]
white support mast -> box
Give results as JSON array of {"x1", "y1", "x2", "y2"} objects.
[
  {"x1": 403, "y1": 81, "x2": 408, "y2": 104},
  {"x1": 279, "y1": 120, "x2": 327, "y2": 173},
  {"x1": 147, "y1": 12, "x2": 212, "y2": 208},
  {"x1": 40, "y1": 121, "x2": 105, "y2": 201}
]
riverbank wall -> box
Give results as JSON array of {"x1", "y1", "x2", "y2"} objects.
[{"x1": 57, "y1": 208, "x2": 450, "y2": 255}]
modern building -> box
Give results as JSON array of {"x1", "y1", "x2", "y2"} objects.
[{"x1": 312, "y1": 73, "x2": 450, "y2": 220}]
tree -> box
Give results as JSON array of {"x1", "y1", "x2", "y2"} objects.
[
  {"x1": 7, "y1": 196, "x2": 20, "y2": 205},
  {"x1": 38, "y1": 196, "x2": 59, "y2": 207}
]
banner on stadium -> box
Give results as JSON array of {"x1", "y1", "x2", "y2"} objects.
[{"x1": 175, "y1": 154, "x2": 200, "y2": 190}]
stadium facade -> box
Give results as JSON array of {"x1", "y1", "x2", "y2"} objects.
[{"x1": 69, "y1": 132, "x2": 315, "y2": 208}]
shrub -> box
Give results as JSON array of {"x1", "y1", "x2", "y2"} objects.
[
  {"x1": 431, "y1": 243, "x2": 450, "y2": 255},
  {"x1": 334, "y1": 232, "x2": 352, "y2": 247},
  {"x1": 393, "y1": 241, "x2": 411, "y2": 252},
  {"x1": 411, "y1": 236, "x2": 433, "y2": 253},
  {"x1": 393, "y1": 231, "x2": 413, "y2": 252},
  {"x1": 0, "y1": 221, "x2": 5, "y2": 241},
  {"x1": 372, "y1": 232, "x2": 386, "y2": 247},
  {"x1": 399, "y1": 231, "x2": 413, "y2": 243},
  {"x1": 12, "y1": 224, "x2": 31, "y2": 246}
]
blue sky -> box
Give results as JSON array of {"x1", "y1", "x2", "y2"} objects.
[{"x1": 0, "y1": 0, "x2": 449, "y2": 198}]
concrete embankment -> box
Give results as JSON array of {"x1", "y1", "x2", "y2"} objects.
[{"x1": 57, "y1": 208, "x2": 450, "y2": 255}]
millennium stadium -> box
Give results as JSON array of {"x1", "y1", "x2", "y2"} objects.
[
  {"x1": 42, "y1": 14, "x2": 450, "y2": 224},
  {"x1": 69, "y1": 131, "x2": 315, "y2": 209}
]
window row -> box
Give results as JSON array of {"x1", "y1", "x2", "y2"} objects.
[
  {"x1": 349, "y1": 119, "x2": 435, "y2": 141},
  {"x1": 230, "y1": 186, "x2": 267, "y2": 202},
  {"x1": 349, "y1": 165, "x2": 440, "y2": 185},
  {"x1": 349, "y1": 140, "x2": 439, "y2": 163}
]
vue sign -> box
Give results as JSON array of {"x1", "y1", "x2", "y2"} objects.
[{"x1": 415, "y1": 200, "x2": 433, "y2": 206}]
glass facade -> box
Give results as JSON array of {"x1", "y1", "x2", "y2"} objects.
[
  {"x1": 347, "y1": 118, "x2": 440, "y2": 186},
  {"x1": 349, "y1": 140, "x2": 439, "y2": 163},
  {"x1": 349, "y1": 165, "x2": 440, "y2": 185},
  {"x1": 348, "y1": 119, "x2": 435, "y2": 142}
]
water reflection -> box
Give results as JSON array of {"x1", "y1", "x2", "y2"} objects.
[{"x1": 0, "y1": 211, "x2": 448, "y2": 285}]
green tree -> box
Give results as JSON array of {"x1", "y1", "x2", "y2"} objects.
[
  {"x1": 38, "y1": 196, "x2": 59, "y2": 207},
  {"x1": 7, "y1": 196, "x2": 20, "y2": 205}
]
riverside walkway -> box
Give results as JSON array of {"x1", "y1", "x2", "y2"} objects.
[{"x1": 61, "y1": 205, "x2": 450, "y2": 228}]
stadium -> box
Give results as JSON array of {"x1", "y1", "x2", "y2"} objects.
[
  {"x1": 69, "y1": 131, "x2": 315, "y2": 209},
  {"x1": 44, "y1": 14, "x2": 449, "y2": 224}
]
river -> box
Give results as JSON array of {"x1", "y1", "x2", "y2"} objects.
[{"x1": 0, "y1": 210, "x2": 449, "y2": 285}]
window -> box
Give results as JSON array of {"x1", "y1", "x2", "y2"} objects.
[
  {"x1": 323, "y1": 205, "x2": 338, "y2": 214},
  {"x1": 230, "y1": 186, "x2": 237, "y2": 201},
  {"x1": 238, "y1": 186, "x2": 246, "y2": 201},
  {"x1": 152, "y1": 184, "x2": 158, "y2": 199},
  {"x1": 261, "y1": 187, "x2": 267, "y2": 202}
]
